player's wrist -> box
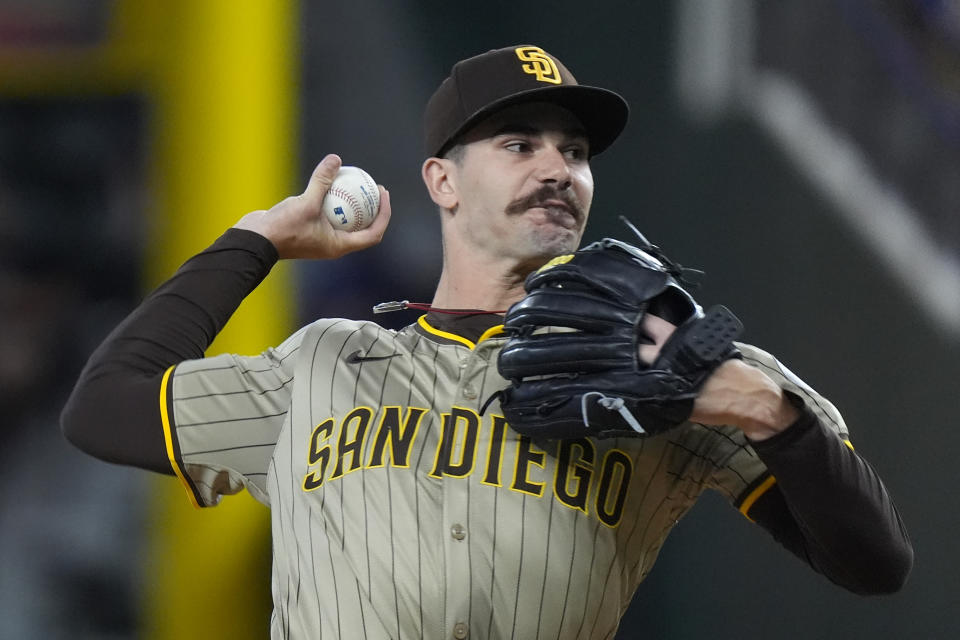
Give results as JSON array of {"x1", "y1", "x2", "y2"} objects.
[
  {"x1": 736, "y1": 387, "x2": 800, "y2": 441},
  {"x1": 233, "y1": 205, "x2": 317, "y2": 260},
  {"x1": 233, "y1": 210, "x2": 283, "y2": 250}
]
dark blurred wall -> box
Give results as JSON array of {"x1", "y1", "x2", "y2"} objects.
[{"x1": 302, "y1": 1, "x2": 956, "y2": 638}]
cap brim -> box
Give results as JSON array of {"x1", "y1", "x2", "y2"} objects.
[{"x1": 440, "y1": 84, "x2": 628, "y2": 157}]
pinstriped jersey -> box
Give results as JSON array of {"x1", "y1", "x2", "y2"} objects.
[{"x1": 163, "y1": 315, "x2": 847, "y2": 640}]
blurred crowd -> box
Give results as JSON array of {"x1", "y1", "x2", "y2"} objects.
[{"x1": 0, "y1": 97, "x2": 149, "y2": 638}]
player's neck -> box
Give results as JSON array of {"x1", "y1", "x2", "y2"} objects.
[{"x1": 432, "y1": 254, "x2": 528, "y2": 314}]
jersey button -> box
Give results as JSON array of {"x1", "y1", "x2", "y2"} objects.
[
  {"x1": 463, "y1": 385, "x2": 477, "y2": 400},
  {"x1": 450, "y1": 523, "x2": 466, "y2": 541},
  {"x1": 453, "y1": 622, "x2": 468, "y2": 639}
]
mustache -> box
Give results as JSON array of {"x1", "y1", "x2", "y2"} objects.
[{"x1": 505, "y1": 185, "x2": 584, "y2": 222}]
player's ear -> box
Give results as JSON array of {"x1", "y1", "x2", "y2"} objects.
[{"x1": 421, "y1": 157, "x2": 459, "y2": 211}]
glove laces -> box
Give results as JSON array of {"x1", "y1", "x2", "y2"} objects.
[
  {"x1": 581, "y1": 391, "x2": 646, "y2": 435},
  {"x1": 619, "y1": 215, "x2": 704, "y2": 287}
]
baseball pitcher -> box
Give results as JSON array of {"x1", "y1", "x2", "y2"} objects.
[{"x1": 62, "y1": 45, "x2": 912, "y2": 639}]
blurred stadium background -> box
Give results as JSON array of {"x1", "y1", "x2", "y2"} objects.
[{"x1": 0, "y1": 0, "x2": 956, "y2": 638}]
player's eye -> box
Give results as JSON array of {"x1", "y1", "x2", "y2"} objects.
[
  {"x1": 504, "y1": 140, "x2": 532, "y2": 153},
  {"x1": 563, "y1": 143, "x2": 588, "y2": 161}
]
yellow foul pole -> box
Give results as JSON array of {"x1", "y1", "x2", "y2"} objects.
[{"x1": 145, "y1": 1, "x2": 298, "y2": 637}]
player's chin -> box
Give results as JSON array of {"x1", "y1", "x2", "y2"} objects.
[{"x1": 524, "y1": 225, "x2": 581, "y2": 259}]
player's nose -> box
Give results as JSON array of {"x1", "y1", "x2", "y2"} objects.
[{"x1": 534, "y1": 146, "x2": 573, "y2": 189}]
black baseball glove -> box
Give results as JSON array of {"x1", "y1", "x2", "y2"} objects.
[{"x1": 496, "y1": 232, "x2": 743, "y2": 439}]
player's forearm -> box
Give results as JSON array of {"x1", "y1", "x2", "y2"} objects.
[
  {"x1": 60, "y1": 228, "x2": 278, "y2": 472},
  {"x1": 749, "y1": 399, "x2": 913, "y2": 595}
]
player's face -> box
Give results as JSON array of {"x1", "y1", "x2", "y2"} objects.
[{"x1": 450, "y1": 102, "x2": 594, "y2": 267}]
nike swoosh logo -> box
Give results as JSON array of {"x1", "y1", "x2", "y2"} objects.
[{"x1": 345, "y1": 349, "x2": 402, "y2": 364}]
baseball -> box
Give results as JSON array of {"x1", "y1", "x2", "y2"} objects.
[{"x1": 322, "y1": 166, "x2": 380, "y2": 232}]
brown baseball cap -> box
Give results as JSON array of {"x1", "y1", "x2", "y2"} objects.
[{"x1": 424, "y1": 45, "x2": 629, "y2": 158}]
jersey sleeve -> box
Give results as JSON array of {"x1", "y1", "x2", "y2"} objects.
[
  {"x1": 702, "y1": 426, "x2": 768, "y2": 504},
  {"x1": 163, "y1": 327, "x2": 307, "y2": 508}
]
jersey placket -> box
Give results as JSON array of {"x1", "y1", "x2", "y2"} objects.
[{"x1": 440, "y1": 344, "x2": 486, "y2": 640}]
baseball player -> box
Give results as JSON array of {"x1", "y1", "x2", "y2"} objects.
[{"x1": 62, "y1": 45, "x2": 912, "y2": 639}]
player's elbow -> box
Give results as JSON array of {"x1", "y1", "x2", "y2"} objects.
[
  {"x1": 60, "y1": 378, "x2": 128, "y2": 464},
  {"x1": 866, "y1": 543, "x2": 914, "y2": 595},
  {"x1": 61, "y1": 371, "x2": 175, "y2": 475},
  {"x1": 839, "y1": 540, "x2": 914, "y2": 596},
  {"x1": 60, "y1": 386, "x2": 106, "y2": 459}
]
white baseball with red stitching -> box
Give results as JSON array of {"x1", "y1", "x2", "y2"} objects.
[{"x1": 322, "y1": 166, "x2": 380, "y2": 232}]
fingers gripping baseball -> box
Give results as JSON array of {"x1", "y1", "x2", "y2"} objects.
[
  {"x1": 301, "y1": 153, "x2": 343, "y2": 204},
  {"x1": 234, "y1": 154, "x2": 391, "y2": 260}
]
